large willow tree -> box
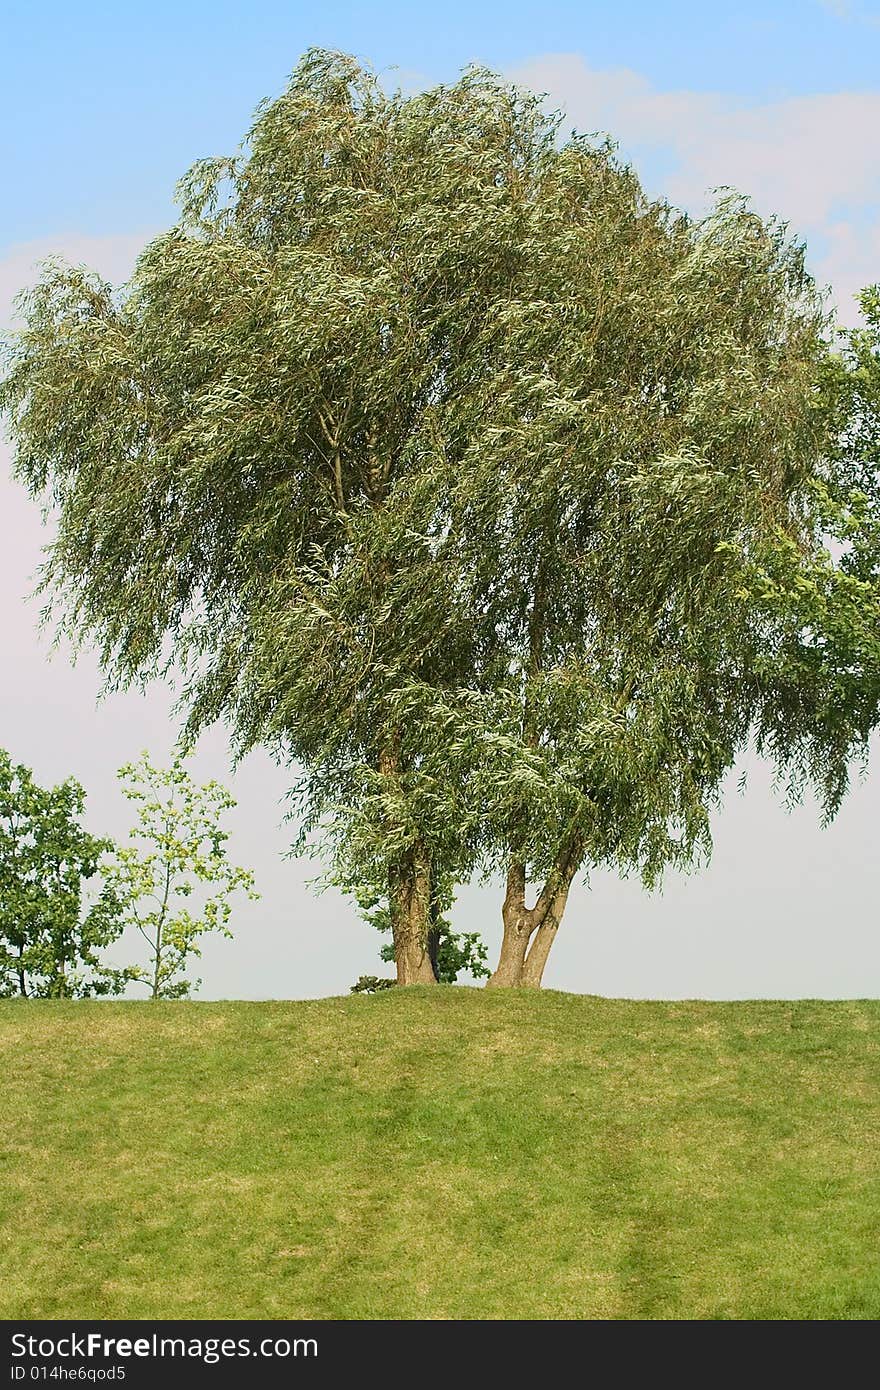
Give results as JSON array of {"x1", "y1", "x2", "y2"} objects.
[{"x1": 3, "y1": 51, "x2": 879, "y2": 986}]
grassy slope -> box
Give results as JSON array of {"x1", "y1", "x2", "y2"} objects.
[{"x1": 1, "y1": 988, "x2": 878, "y2": 1320}]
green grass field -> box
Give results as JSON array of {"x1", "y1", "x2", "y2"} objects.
[{"x1": 1, "y1": 988, "x2": 878, "y2": 1320}]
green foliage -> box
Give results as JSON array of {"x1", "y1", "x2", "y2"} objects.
[
  {"x1": 2, "y1": 48, "x2": 878, "y2": 977},
  {"x1": 108, "y1": 753, "x2": 258, "y2": 998},
  {"x1": 429, "y1": 931, "x2": 489, "y2": 985},
  {"x1": 0, "y1": 749, "x2": 132, "y2": 998},
  {"x1": 351, "y1": 874, "x2": 490, "y2": 982},
  {"x1": 737, "y1": 285, "x2": 880, "y2": 819},
  {"x1": 349, "y1": 975, "x2": 395, "y2": 993},
  {"x1": 831, "y1": 286, "x2": 880, "y2": 500}
]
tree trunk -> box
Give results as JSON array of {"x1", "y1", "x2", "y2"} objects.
[
  {"x1": 390, "y1": 843, "x2": 436, "y2": 985},
  {"x1": 426, "y1": 873, "x2": 443, "y2": 981},
  {"x1": 378, "y1": 738, "x2": 436, "y2": 986},
  {"x1": 521, "y1": 879, "x2": 573, "y2": 988},
  {"x1": 487, "y1": 840, "x2": 583, "y2": 989},
  {"x1": 427, "y1": 925, "x2": 441, "y2": 980},
  {"x1": 486, "y1": 861, "x2": 531, "y2": 987}
]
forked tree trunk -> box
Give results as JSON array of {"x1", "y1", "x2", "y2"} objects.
[
  {"x1": 487, "y1": 570, "x2": 584, "y2": 989},
  {"x1": 487, "y1": 840, "x2": 582, "y2": 989},
  {"x1": 389, "y1": 842, "x2": 437, "y2": 985},
  {"x1": 520, "y1": 878, "x2": 573, "y2": 988}
]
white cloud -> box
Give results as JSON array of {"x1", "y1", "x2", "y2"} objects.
[
  {"x1": 0, "y1": 232, "x2": 150, "y2": 332},
  {"x1": 817, "y1": 0, "x2": 880, "y2": 24},
  {"x1": 511, "y1": 54, "x2": 880, "y2": 323}
]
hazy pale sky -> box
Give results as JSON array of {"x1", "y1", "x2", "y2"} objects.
[{"x1": 2, "y1": 0, "x2": 879, "y2": 999}]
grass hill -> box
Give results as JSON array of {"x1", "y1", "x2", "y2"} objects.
[{"x1": 1, "y1": 988, "x2": 878, "y2": 1320}]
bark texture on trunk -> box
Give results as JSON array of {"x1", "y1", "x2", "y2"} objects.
[
  {"x1": 390, "y1": 842, "x2": 437, "y2": 985},
  {"x1": 426, "y1": 875, "x2": 444, "y2": 981},
  {"x1": 487, "y1": 841, "x2": 582, "y2": 988},
  {"x1": 520, "y1": 877, "x2": 573, "y2": 988},
  {"x1": 486, "y1": 861, "x2": 531, "y2": 987},
  {"x1": 378, "y1": 740, "x2": 437, "y2": 986}
]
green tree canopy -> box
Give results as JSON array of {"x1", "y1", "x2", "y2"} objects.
[
  {"x1": 108, "y1": 753, "x2": 257, "y2": 999},
  {"x1": 0, "y1": 751, "x2": 131, "y2": 998}
]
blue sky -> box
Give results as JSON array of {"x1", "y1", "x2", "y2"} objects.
[
  {"x1": 2, "y1": 1, "x2": 880, "y2": 999},
  {"x1": 2, "y1": 0, "x2": 878, "y2": 242},
  {"x1": 3, "y1": 0, "x2": 879, "y2": 320}
]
